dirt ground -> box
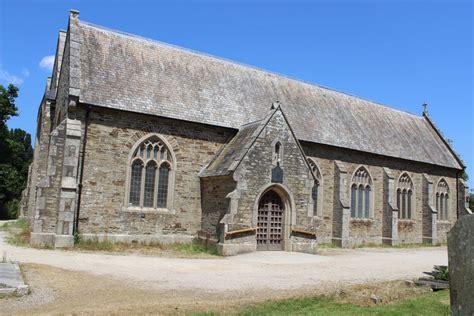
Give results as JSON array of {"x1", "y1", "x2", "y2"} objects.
[
  {"x1": 0, "y1": 230, "x2": 449, "y2": 314},
  {"x1": 1, "y1": 264, "x2": 437, "y2": 315},
  {"x1": 2, "y1": 263, "x2": 277, "y2": 315}
]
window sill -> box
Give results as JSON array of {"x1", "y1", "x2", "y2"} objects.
[
  {"x1": 122, "y1": 206, "x2": 175, "y2": 214},
  {"x1": 437, "y1": 220, "x2": 451, "y2": 224},
  {"x1": 350, "y1": 218, "x2": 374, "y2": 223},
  {"x1": 398, "y1": 219, "x2": 416, "y2": 223}
]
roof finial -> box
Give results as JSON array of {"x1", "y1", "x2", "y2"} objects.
[
  {"x1": 70, "y1": 9, "x2": 80, "y2": 19},
  {"x1": 422, "y1": 102, "x2": 428, "y2": 116},
  {"x1": 271, "y1": 100, "x2": 280, "y2": 110}
]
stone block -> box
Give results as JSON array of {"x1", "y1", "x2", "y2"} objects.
[
  {"x1": 30, "y1": 232, "x2": 55, "y2": 247},
  {"x1": 291, "y1": 238, "x2": 318, "y2": 254},
  {"x1": 61, "y1": 176, "x2": 77, "y2": 189},
  {"x1": 217, "y1": 242, "x2": 256, "y2": 256},
  {"x1": 16, "y1": 285, "x2": 29, "y2": 296},
  {"x1": 448, "y1": 214, "x2": 474, "y2": 315},
  {"x1": 0, "y1": 288, "x2": 16, "y2": 296},
  {"x1": 54, "y1": 235, "x2": 74, "y2": 248}
]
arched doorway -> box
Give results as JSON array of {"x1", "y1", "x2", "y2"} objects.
[{"x1": 257, "y1": 190, "x2": 284, "y2": 250}]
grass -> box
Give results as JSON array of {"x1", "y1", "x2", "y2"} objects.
[
  {"x1": 195, "y1": 290, "x2": 450, "y2": 316},
  {"x1": 1, "y1": 218, "x2": 30, "y2": 247},
  {"x1": 317, "y1": 241, "x2": 444, "y2": 252},
  {"x1": 73, "y1": 236, "x2": 220, "y2": 257},
  {"x1": 1, "y1": 220, "x2": 219, "y2": 257},
  {"x1": 355, "y1": 242, "x2": 445, "y2": 249},
  {"x1": 168, "y1": 242, "x2": 219, "y2": 256}
]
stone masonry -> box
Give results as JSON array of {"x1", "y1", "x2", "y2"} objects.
[{"x1": 20, "y1": 10, "x2": 469, "y2": 255}]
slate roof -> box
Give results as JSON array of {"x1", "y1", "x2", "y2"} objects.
[
  {"x1": 200, "y1": 110, "x2": 273, "y2": 177},
  {"x1": 72, "y1": 18, "x2": 463, "y2": 170}
]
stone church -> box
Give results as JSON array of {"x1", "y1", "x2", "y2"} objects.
[{"x1": 21, "y1": 10, "x2": 471, "y2": 255}]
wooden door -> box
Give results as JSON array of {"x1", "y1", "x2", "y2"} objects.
[{"x1": 257, "y1": 190, "x2": 284, "y2": 250}]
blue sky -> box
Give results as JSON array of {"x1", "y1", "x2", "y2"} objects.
[{"x1": 0, "y1": 0, "x2": 472, "y2": 186}]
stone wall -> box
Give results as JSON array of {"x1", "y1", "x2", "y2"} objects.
[
  {"x1": 23, "y1": 100, "x2": 461, "y2": 250},
  {"x1": 302, "y1": 142, "x2": 459, "y2": 246},
  {"x1": 77, "y1": 106, "x2": 233, "y2": 239},
  {"x1": 29, "y1": 119, "x2": 67, "y2": 247},
  {"x1": 24, "y1": 104, "x2": 461, "y2": 250},
  {"x1": 200, "y1": 176, "x2": 236, "y2": 237}
]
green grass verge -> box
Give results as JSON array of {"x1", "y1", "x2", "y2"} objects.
[
  {"x1": 195, "y1": 290, "x2": 450, "y2": 316},
  {"x1": 74, "y1": 237, "x2": 219, "y2": 257},
  {"x1": 169, "y1": 242, "x2": 219, "y2": 256},
  {"x1": 1, "y1": 218, "x2": 30, "y2": 247},
  {"x1": 318, "y1": 242, "x2": 444, "y2": 250},
  {"x1": 354, "y1": 242, "x2": 445, "y2": 249}
]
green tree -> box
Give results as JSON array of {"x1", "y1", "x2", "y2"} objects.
[
  {"x1": 0, "y1": 84, "x2": 33, "y2": 219},
  {"x1": 0, "y1": 84, "x2": 18, "y2": 122}
]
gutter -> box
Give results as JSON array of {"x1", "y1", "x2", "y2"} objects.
[{"x1": 73, "y1": 105, "x2": 91, "y2": 237}]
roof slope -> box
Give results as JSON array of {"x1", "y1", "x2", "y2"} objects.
[
  {"x1": 200, "y1": 109, "x2": 275, "y2": 177},
  {"x1": 200, "y1": 120, "x2": 264, "y2": 178},
  {"x1": 75, "y1": 19, "x2": 462, "y2": 169}
]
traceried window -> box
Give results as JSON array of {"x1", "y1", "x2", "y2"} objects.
[
  {"x1": 397, "y1": 173, "x2": 414, "y2": 219},
  {"x1": 308, "y1": 158, "x2": 323, "y2": 216},
  {"x1": 435, "y1": 179, "x2": 450, "y2": 220},
  {"x1": 350, "y1": 166, "x2": 372, "y2": 218},
  {"x1": 127, "y1": 135, "x2": 174, "y2": 209}
]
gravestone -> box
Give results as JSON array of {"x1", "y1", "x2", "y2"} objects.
[{"x1": 448, "y1": 214, "x2": 474, "y2": 316}]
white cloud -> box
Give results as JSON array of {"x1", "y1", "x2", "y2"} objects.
[
  {"x1": 39, "y1": 55, "x2": 55, "y2": 71},
  {"x1": 0, "y1": 69, "x2": 24, "y2": 85}
]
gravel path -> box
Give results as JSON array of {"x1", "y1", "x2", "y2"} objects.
[{"x1": 0, "y1": 231, "x2": 448, "y2": 293}]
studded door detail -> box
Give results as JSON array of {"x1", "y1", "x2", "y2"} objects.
[{"x1": 257, "y1": 190, "x2": 284, "y2": 250}]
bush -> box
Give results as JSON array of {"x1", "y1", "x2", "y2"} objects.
[
  {"x1": 431, "y1": 265, "x2": 449, "y2": 281},
  {"x1": 4, "y1": 199, "x2": 19, "y2": 219}
]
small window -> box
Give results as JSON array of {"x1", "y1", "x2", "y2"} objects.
[
  {"x1": 350, "y1": 166, "x2": 372, "y2": 218},
  {"x1": 435, "y1": 179, "x2": 450, "y2": 220},
  {"x1": 273, "y1": 141, "x2": 283, "y2": 166},
  {"x1": 397, "y1": 173, "x2": 414, "y2": 219}
]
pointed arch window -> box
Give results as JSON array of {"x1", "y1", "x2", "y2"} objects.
[
  {"x1": 308, "y1": 158, "x2": 323, "y2": 216},
  {"x1": 435, "y1": 179, "x2": 450, "y2": 220},
  {"x1": 350, "y1": 166, "x2": 373, "y2": 218},
  {"x1": 126, "y1": 135, "x2": 175, "y2": 210},
  {"x1": 397, "y1": 173, "x2": 414, "y2": 219},
  {"x1": 272, "y1": 141, "x2": 283, "y2": 166}
]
